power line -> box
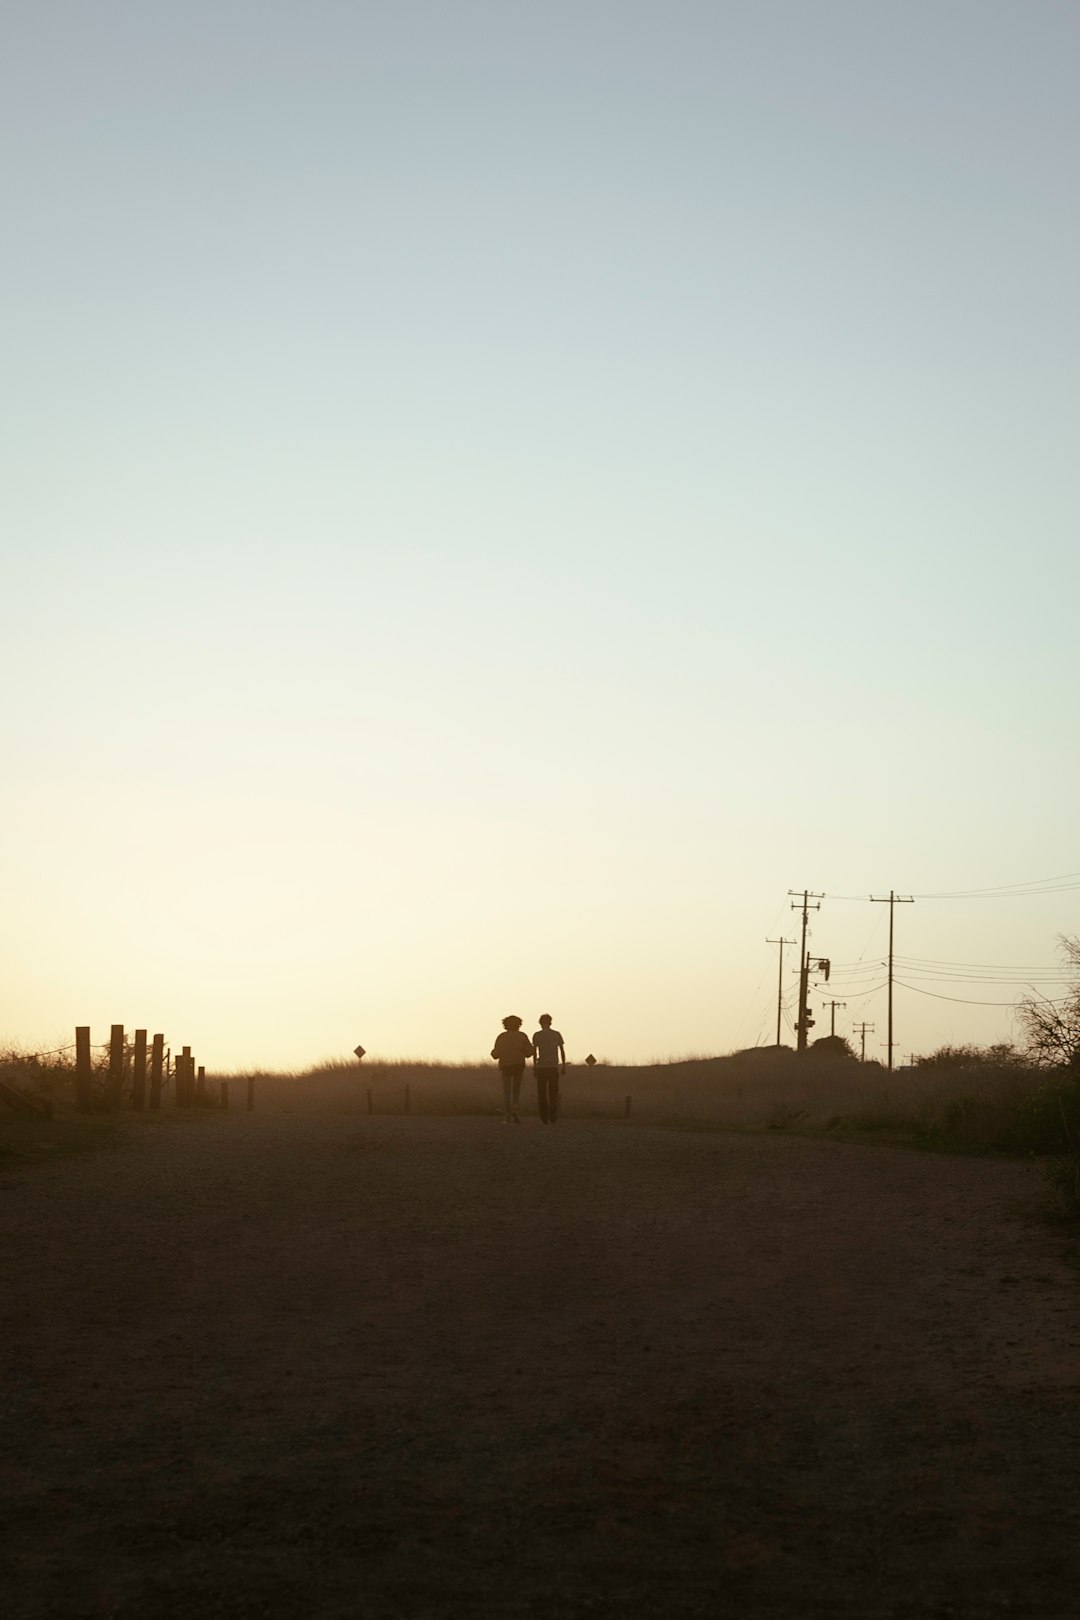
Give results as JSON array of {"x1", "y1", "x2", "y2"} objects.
[
  {"x1": 888, "y1": 966, "x2": 1067, "y2": 983},
  {"x1": 826, "y1": 869, "x2": 1080, "y2": 903},
  {"x1": 822, "y1": 981, "x2": 888, "y2": 1004},
  {"x1": 894, "y1": 980, "x2": 1074, "y2": 1008},
  {"x1": 913, "y1": 870, "x2": 1080, "y2": 899},
  {"x1": 895, "y1": 955, "x2": 1064, "y2": 970}
]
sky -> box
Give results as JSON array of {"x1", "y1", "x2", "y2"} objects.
[{"x1": 2, "y1": 0, "x2": 1079, "y2": 1070}]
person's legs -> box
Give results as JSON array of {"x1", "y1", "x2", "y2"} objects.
[
  {"x1": 501, "y1": 1070, "x2": 513, "y2": 1120},
  {"x1": 548, "y1": 1070, "x2": 560, "y2": 1123},
  {"x1": 510, "y1": 1065, "x2": 523, "y2": 1122},
  {"x1": 535, "y1": 1069, "x2": 549, "y2": 1123}
]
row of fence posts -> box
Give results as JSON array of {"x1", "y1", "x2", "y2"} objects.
[
  {"x1": 73, "y1": 1026, "x2": 255, "y2": 1115},
  {"x1": 70, "y1": 1034, "x2": 632, "y2": 1120}
]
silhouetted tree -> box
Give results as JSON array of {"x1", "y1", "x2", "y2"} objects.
[
  {"x1": 808, "y1": 1034, "x2": 856, "y2": 1060},
  {"x1": 1017, "y1": 935, "x2": 1080, "y2": 1070},
  {"x1": 916, "y1": 1042, "x2": 1024, "y2": 1071}
]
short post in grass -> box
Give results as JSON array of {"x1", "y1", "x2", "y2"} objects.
[
  {"x1": 220, "y1": 1081, "x2": 229, "y2": 1110},
  {"x1": 624, "y1": 1094, "x2": 632, "y2": 1119},
  {"x1": 367, "y1": 1087, "x2": 373, "y2": 1115},
  {"x1": 132, "y1": 1029, "x2": 147, "y2": 1110},
  {"x1": 108, "y1": 1024, "x2": 125, "y2": 1109},
  {"x1": 75, "y1": 1026, "x2": 93, "y2": 1112},
  {"x1": 404, "y1": 1083, "x2": 411, "y2": 1115},
  {"x1": 149, "y1": 1034, "x2": 164, "y2": 1110},
  {"x1": 246, "y1": 1075, "x2": 255, "y2": 1112},
  {"x1": 196, "y1": 1064, "x2": 207, "y2": 1104}
]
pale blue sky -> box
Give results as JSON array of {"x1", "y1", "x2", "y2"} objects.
[{"x1": 3, "y1": 1, "x2": 1078, "y2": 1067}]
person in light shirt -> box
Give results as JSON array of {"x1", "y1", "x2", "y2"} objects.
[{"x1": 531, "y1": 1014, "x2": 566, "y2": 1125}]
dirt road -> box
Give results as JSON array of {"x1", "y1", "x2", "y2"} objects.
[{"x1": 2, "y1": 1113, "x2": 1078, "y2": 1618}]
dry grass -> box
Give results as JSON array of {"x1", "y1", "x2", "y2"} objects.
[
  {"x1": 4, "y1": 1044, "x2": 1074, "y2": 1169},
  {"x1": 226, "y1": 1046, "x2": 1060, "y2": 1151}
]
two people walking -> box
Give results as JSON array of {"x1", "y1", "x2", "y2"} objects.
[{"x1": 490, "y1": 1014, "x2": 567, "y2": 1125}]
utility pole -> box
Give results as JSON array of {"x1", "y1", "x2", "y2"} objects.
[
  {"x1": 766, "y1": 936, "x2": 797, "y2": 1046},
  {"x1": 788, "y1": 890, "x2": 823, "y2": 1051},
  {"x1": 824, "y1": 999, "x2": 847, "y2": 1038},
  {"x1": 870, "y1": 890, "x2": 914, "y2": 1071},
  {"x1": 854, "y1": 1021, "x2": 875, "y2": 1062}
]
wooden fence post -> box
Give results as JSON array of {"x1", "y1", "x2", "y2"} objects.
[
  {"x1": 108, "y1": 1024, "x2": 125, "y2": 1109},
  {"x1": 149, "y1": 1034, "x2": 164, "y2": 1110},
  {"x1": 196, "y1": 1064, "x2": 207, "y2": 1104},
  {"x1": 178, "y1": 1046, "x2": 192, "y2": 1107},
  {"x1": 220, "y1": 1081, "x2": 229, "y2": 1110},
  {"x1": 131, "y1": 1030, "x2": 147, "y2": 1110},
  {"x1": 624, "y1": 1094, "x2": 632, "y2": 1119},
  {"x1": 75, "y1": 1026, "x2": 93, "y2": 1112},
  {"x1": 246, "y1": 1075, "x2": 255, "y2": 1112},
  {"x1": 367, "y1": 1087, "x2": 373, "y2": 1115}
]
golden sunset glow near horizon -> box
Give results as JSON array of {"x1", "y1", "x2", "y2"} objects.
[{"x1": 3, "y1": 1, "x2": 1079, "y2": 1072}]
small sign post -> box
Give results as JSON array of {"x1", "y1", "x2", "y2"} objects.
[{"x1": 353, "y1": 1044, "x2": 366, "y2": 1062}]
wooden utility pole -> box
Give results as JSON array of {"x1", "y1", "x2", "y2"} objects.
[
  {"x1": 131, "y1": 1029, "x2": 147, "y2": 1110},
  {"x1": 788, "y1": 891, "x2": 823, "y2": 1051},
  {"x1": 149, "y1": 1034, "x2": 164, "y2": 1110},
  {"x1": 766, "y1": 936, "x2": 796, "y2": 1046},
  {"x1": 854, "y1": 1021, "x2": 875, "y2": 1062},
  {"x1": 108, "y1": 1025, "x2": 125, "y2": 1109},
  {"x1": 825, "y1": 1000, "x2": 847, "y2": 1038},
  {"x1": 870, "y1": 891, "x2": 914, "y2": 1070},
  {"x1": 75, "y1": 1026, "x2": 93, "y2": 1112}
]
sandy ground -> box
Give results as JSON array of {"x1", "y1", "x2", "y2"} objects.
[{"x1": 2, "y1": 1112, "x2": 1078, "y2": 1619}]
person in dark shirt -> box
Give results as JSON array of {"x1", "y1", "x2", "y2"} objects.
[
  {"x1": 532, "y1": 1014, "x2": 566, "y2": 1124},
  {"x1": 490, "y1": 1015, "x2": 532, "y2": 1124}
]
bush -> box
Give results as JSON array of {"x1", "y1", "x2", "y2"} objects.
[
  {"x1": 916, "y1": 1042, "x2": 1024, "y2": 1073},
  {"x1": 1045, "y1": 1151, "x2": 1080, "y2": 1216},
  {"x1": 999, "y1": 1077, "x2": 1080, "y2": 1155},
  {"x1": 808, "y1": 1035, "x2": 856, "y2": 1060}
]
